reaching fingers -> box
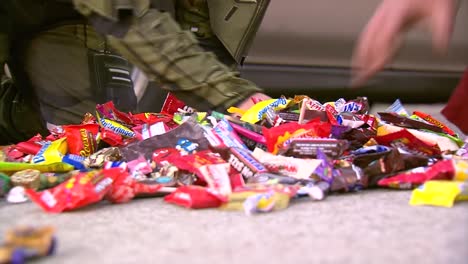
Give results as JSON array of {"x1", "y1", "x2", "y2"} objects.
[
  {"x1": 351, "y1": 1, "x2": 405, "y2": 87},
  {"x1": 429, "y1": 0, "x2": 455, "y2": 54}
]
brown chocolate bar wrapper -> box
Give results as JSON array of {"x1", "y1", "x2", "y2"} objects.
[
  {"x1": 353, "y1": 148, "x2": 429, "y2": 187},
  {"x1": 279, "y1": 138, "x2": 348, "y2": 159},
  {"x1": 378, "y1": 112, "x2": 444, "y2": 133}
]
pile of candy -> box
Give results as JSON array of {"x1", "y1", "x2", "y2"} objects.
[{"x1": 1, "y1": 94, "x2": 467, "y2": 214}]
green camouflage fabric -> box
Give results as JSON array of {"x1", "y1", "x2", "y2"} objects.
[
  {"x1": 73, "y1": 0, "x2": 261, "y2": 112},
  {"x1": 175, "y1": 0, "x2": 213, "y2": 39}
]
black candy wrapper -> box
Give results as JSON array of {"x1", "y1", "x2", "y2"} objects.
[{"x1": 120, "y1": 117, "x2": 211, "y2": 161}]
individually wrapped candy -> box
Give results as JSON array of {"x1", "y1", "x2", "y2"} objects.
[
  {"x1": 10, "y1": 169, "x2": 41, "y2": 190},
  {"x1": 26, "y1": 169, "x2": 121, "y2": 213},
  {"x1": 63, "y1": 124, "x2": 99, "y2": 156},
  {"x1": 243, "y1": 191, "x2": 290, "y2": 215},
  {"x1": 252, "y1": 147, "x2": 321, "y2": 179},
  {"x1": 0, "y1": 226, "x2": 56, "y2": 264},
  {"x1": 32, "y1": 138, "x2": 68, "y2": 164},
  {"x1": 377, "y1": 159, "x2": 455, "y2": 189},
  {"x1": 164, "y1": 186, "x2": 223, "y2": 209},
  {"x1": 262, "y1": 120, "x2": 331, "y2": 154},
  {"x1": 409, "y1": 180, "x2": 468, "y2": 207},
  {"x1": 83, "y1": 147, "x2": 122, "y2": 168},
  {"x1": 121, "y1": 117, "x2": 210, "y2": 161}
]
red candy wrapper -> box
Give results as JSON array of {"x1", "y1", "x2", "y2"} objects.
[
  {"x1": 63, "y1": 124, "x2": 99, "y2": 156},
  {"x1": 15, "y1": 134, "x2": 44, "y2": 156},
  {"x1": 263, "y1": 120, "x2": 331, "y2": 154},
  {"x1": 96, "y1": 101, "x2": 136, "y2": 126},
  {"x1": 375, "y1": 129, "x2": 441, "y2": 157},
  {"x1": 26, "y1": 168, "x2": 122, "y2": 213},
  {"x1": 378, "y1": 159, "x2": 455, "y2": 189},
  {"x1": 161, "y1": 93, "x2": 195, "y2": 115},
  {"x1": 100, "y1": 128, "x2": 124, "y2": 147},
  {"x1": 106, "y1": 170, "x2": 163, "y2": 203},
  {"x1": 164, "y1": 186, "x2": 223, "y2": 209}
]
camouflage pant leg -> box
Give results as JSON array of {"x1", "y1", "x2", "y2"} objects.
[
  {"x1": 23, "y1": 24, "x2": 136, "y2": 125},
  {"x1": 74, "y1": 1, "x2": 262, "y2": 112}
]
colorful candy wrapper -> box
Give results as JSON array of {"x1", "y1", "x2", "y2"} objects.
[
  {"x1": 375, "y1": 127, "x2": 442, "y2": 157},
  {"x1": 409, "y1": 180, "x2": 468, "y2": 207},
  {"x1": 14, "y1": 134, "x2": 44, "y2": 155},
  {"x1": 209, "y1": 118, "x2": 248, "y2": 150},
  {"x1": 10, "y1": 169, "x2": 41, "y2": 190},
  {"x1": 164, "y1": 186, "x2": 223, "y2": 209},
  {"x1": 385, "y1": 99, "x2": 409, "y2": 116},
  {"x1": 98, "y1": 116, "x2": 136, "y2": 138},
  {"x1": 39, "y1": 171, "x2": 77, "y2": 191},
  {"x1": 377, "y1": 159, "x2": 455, "y2": 189},
  {"x1": 120, "y1": 117, "x2": 210, "y2": 161},
  {"x1": 453, "y1": 159, "x2": 468, "y2": 181},
  {"x1": 63, "y1": 124, "x2": 99, "y2": 156},
  {"x1": 32, "y1": 138, "x2": 68, "y2": 164},
  {"x1": 243, "y1": 191, "x2": 290, "y2": 215},
  {"x1": 62, "y1": 154, "x2": 86, "y2": 170},
  {"x1": 0, "y1": 226, "x2": 56, "y2": 264},
  {"x1": 100, "y1": 128, "x2": 124, "y2": 147},
  {"x1": 240, "y1": 97, "x2": 291, "y2": 124},
  {"x1": 26, "y1": 169, "x2": 121, "y2": 213},
  {"x1": 132, "y1": 121, "x2": 168, "y2": 140},
  {"x1": 376, "y1": 124, "x2": 459, "y2": 153},
  {"x1": 413, "y1": 111, "x2": 457, "y2": 137},
  {"x1": 106, "y1": 169, "x2": 164, "y2": 203},
  {"x1": 252, "y1": 147, "x2": 322, "y2": 179},
  {"x1": 0, "y1": 161, "x2": 74, "y2": 173},
  {"x1": 83, "y1": 147, "x2": 122, "y2": 168},
  {"x1": 212, "y1": 146, "x2": 268, "y2": 180},
  {"x1": 262, "y1": 120, "x2": 331, "y2": 154},
  {"x1": 96, "y1": 101, "x2": 136, "y2": 126},
  {"x1": 161, "y1": 92, "x2": 195, "y2": 115}
]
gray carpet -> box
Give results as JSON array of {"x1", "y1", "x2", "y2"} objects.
[{"x1": 1, "y1": 104, "x2": 467, "y2": 264}]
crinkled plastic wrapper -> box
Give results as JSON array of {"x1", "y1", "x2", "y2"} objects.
[{"x1": 120, "y1": 117, "x2": 211, "y2": 161}]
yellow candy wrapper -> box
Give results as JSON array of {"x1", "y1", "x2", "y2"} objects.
[
  {"x1": 454, "y1": 160, "x2": 468, "y2": 181},
  {"x1": 0, "y1": 162, "x2": 74, "y2": 173},
  {"x1": 32, "y1": 138, "x2": 68, "y2": 164},
  {"x1": 409, "y1": 180, "x2": 468, "y2": 208},
  {"x1": 240, "y1": 97, "x2": 291, "y2": 124},
  {"x1": 220, "y1": 190, "x2": 290, "y2": 214}
]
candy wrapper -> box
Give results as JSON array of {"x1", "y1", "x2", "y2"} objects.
[
  {"x1": 212, "y1": 146, "x2": 268, "y2": 180},
  {"x1": 121, "y1": 117, "x2": 210, "y2": 161},
  {"x1": 14, "y1": 134, "x2": 45, "y2": 156},
  {"x1": 0, "y1": 161, "x2": 74, "y2": 173},
  {"x1": 243, "y1": 191, "x2": 291, "y2": 215},
  {"x1": 252, "y1": 147, "x2": 321, "y2": 179},
  {"x1": 220, "y1": 184, "x2": 299, "y2": 212},
  {"x1": 105, "y1": 170, "x2": 164, "y2": 203},
  {"x1": 376, "y1": 124, "x2": 459, "y2": 153},
  {"x1": 83, "y1": 147, "x2": 122, "y2": 168},
  {"x1": 352, "y1": 147, "x2": 429, "y2": 187},
  {"x1": 26, "y1": 169, "x2": 121, "y2": 213},
  {"x1": 32, "y1": 138, "x2": 68, "y2": 164},
  {"x1": 240, "y1": 97, "x2": 291, "y2": 124},
  {"x1": 63, "y1": 124, "x2": 99, "y2": 156},
  {"x1": 409, "y1": 180, "x2": 468, "y2": 207},
  {"x1": 164, "y1": 186, "x2": 223, "y2": 209},
  {"x1": 262, "y1": 120, "x2": 332, "y2": 154},
  {"x1": 0, "y1": 226, "x2": 56, "y2": 264},
  {"x1": 377, "y1": 159, "x2": 455, "y2": 189}
]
